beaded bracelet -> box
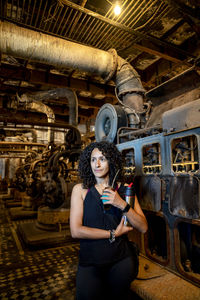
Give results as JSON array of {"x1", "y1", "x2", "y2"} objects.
[{"x1": 109, "y1": 229, "x2": 115, "y2": 243}]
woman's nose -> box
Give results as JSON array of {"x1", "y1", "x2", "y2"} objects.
[{"x1": 96, "y1": 159, "x2": 101, "y2": 167}]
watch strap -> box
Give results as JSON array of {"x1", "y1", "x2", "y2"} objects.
[{"x1": 122, "y1": 203, "x2": 131, "y2": 214}]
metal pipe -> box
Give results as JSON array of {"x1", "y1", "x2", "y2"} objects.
[
  {"x1": 0, "y1": 21, "x2": 145, "y2": 113},
  {"x1": 0, "y1": 116, "x2": 79, "y2": 130},
  {"x1": 116, "y1": 56, "x2": 145, "y2": 112},
  {"x1": 19, "y1": 88, "x2": 78, "y2": 126},
  {"x1": 14, "y1": 88, "x2": 78, "y2": 143},
  {"x1": 15, "y1": 94, "x2": 55, "y2": 143},
  {"x1": 0, "y1": 141, "x2": 47, "y2": 147},
  {"x1": 2, "y1": 128, "x2": 37, "y2": 142},
  {"x1": 117, "y1": 125, "x2": 162, "y2": 143},
  {"x1": 0, "y1": 21, "x2": 113, "y2": 77}
]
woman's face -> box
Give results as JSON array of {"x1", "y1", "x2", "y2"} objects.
[{"x1": 90, "y1": 148, "x2": 109, "y2": 179}]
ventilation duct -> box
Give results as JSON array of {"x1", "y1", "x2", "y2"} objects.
[
  {"x1": 0, "y1": 21, "x2": 146, "y2": 142},
  {"x1": 0, "y1": 21, "x2": 145, "y2": 113}
]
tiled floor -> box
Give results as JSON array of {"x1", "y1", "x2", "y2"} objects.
[
  {"x1": 0, "y1": 197, "x2": 144, "y2": 300},
  {"x1": 0, "y1": 199, "x2": 79, "y2": 300}
]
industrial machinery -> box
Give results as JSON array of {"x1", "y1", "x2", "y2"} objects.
[
  {"x1": 15, "y1": 127, "x2": 82, "y2": 246},
  {"x1": 0, "y1": 124, "x2": 82, "y2": 246},
  {"x1": 95, "y1": 67, "x2": 200, "y2": 288},
  {"x1": 0, "y1": 17, "x2": 200, "y2": 293}
]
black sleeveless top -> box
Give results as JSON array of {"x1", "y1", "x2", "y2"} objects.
[{"x1": 79, "y1": 184, "x2": 132, "y2": 266}]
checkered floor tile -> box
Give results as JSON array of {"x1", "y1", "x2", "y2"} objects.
[{"x1": 0, "y1": 200, "x2": 79, "y2": 300}]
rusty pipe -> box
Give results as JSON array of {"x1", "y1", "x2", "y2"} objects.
[
  {"x1": 2, "y1": 128, "x2": 37, "y2": 142},
  {"x1": 115, "y1": 56, "x2": 145, "y2": 112},
  {"x1": 15, "y1": 94, "x2": 55, "y2": 143},
  {"x1": 0, "y1": 21, "x2": 145, "y2": 113},
  {"x1": 20, "y1": 88, "x2": 78, "y2": 126},
  {"x1": 0, "y1": 21, "x2": 113, "y2": 77}
]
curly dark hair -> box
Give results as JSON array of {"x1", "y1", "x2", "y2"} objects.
[{"x1": 78, "y1": 141, "x2": 124, "y2": 189}]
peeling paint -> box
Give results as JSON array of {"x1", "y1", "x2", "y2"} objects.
[{"x1": 166, "y1": 23, "x2": 195, "y2": 45}]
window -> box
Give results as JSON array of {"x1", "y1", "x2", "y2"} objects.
[
  {"x1": 146, "y1": 214, "x2": 168, "y2": 263},
  {"x1": 171, "y1": 135, "x2": 199, "y2": 173},
  {"x1": 178, "y1": 222, "x2": 200, "y2": 275},
  {"x1": 143, "y1": 143, "x2": 161, "y2": 174},
  {"x1": 121, "y1": 148, "x2": 135, "y2": 177}
]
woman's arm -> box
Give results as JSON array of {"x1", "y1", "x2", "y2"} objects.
[
  {"x1": 70, "y1": 184, "x2": 132, "y2": 240},
  {"x1": 101, "y1": 187, "x2": 148, "y2": 234},
  {"x1": 124, "y1": 194, "x2": 148, "y2": 233}
]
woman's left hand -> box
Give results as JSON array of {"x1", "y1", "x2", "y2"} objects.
[
  {"x1": 115, "y1": 217, "x2": 133, "y2": 237},
  {"x1": 101, "y1": 187, "x2": 125, "y2": 210}
]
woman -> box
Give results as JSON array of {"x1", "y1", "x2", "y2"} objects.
[{"x1": 70, "y1": 141, "x2": 148, "y2": 300}]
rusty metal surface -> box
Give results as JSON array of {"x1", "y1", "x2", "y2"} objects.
[
  {"x1": 0, "y1": 0, "x2": 194, "y2": 63},
  {"x1": 162, "y1": 99, "x2": 200, "y2": 134},
  {"x1": 168, "y1": 175, "x2": 199, "y2": 219},
  {"x1": 131, "y1": 255, "x2": 200, "y2": 300},
  {"x1": 137, "y1": 175, "x2": 162, "y2": 212},
  {"x1": 0, "y1": 21, "x2": 113, "y2": 77},
  {"x1": 37, "y1": 206, "x2": 70, "y2": 225},
  {"x1": 174, "y1": 218, "x2": 200, "y2": 287},
  {"x1": 144, "y1": 212, "x2": 170, "y2": 266}
]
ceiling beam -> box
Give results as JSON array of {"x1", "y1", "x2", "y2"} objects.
[
  {"x1": 0, "y1": 107, "x2": 94, "y2": 126},
  {"x1": 0, "y1": 63, "x2": 115, "y2": 98},
  {"x1": 162, "y1": 0, "x2": 200, "y2": 21},
  {"x1": 121, "y1": 38, "x2": 192, "y2": 67},
  {"x1": 60, "y1": 0, "x2": 195, "y2": 60}
]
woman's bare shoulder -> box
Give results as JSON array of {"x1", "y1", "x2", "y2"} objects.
[
  {"x1": 73, "y1": 183, "x2": 83, "y2": 190},
  {"x1": 72, "y1": 183, "x2": 88, "y2": 198}
]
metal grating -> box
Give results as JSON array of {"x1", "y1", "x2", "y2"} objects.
[{"x1": 0, "y1": 0, "x2": 173, "y2": 62}]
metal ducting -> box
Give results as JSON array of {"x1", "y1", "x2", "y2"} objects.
[
  {"x1": 0, "y1": 21, "x2": 147, "y2": 143},
  {"x1": 0, "y1": 21, "x2": 113, "y2": 79},
  {"x1": 0, "y1": 21, "x2": 145, "y2": 112},
  {"x1": 19, "y1": 88, "x2": 78, "y2": 126},
  {"x1": 11, "y1": 94, "x2": 55, "y2": 143}
]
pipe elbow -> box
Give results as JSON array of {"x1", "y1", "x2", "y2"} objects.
[
  {"x1": 115, "y1": 56, "x2": 145, "y2": 113},
  {"x1": 116, "y1": 56, "x2": 145, "y2": 96},
  {"x1": 49, "y1": 88, "x2": 78, "y2": 126}
]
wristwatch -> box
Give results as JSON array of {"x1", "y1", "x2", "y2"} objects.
[
  {"x1": 109, "y1": 229, "x2": 115, "y2": 243},
  {"x1": 122, "y1": 203, "x2": 131, "y2": 214}
]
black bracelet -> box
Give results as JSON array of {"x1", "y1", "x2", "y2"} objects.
[
  {"x1": 122, "y1": 203, "x2": 131, "y2": 214},
  {"x1": 109, "y1": 229, "x2": 115, "y2": 243}
]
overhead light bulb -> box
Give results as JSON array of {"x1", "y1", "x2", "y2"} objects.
[{"x1": 114, "y1": 2, "x2": 121, "y2": 15}]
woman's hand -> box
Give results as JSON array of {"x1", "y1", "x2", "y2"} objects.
[
  {"x1": 101, "y1": 187, "x2": 127, "y2": 210},
  {"x1": 101, "y1": 187, "x2": 148, "y2": 234},
  {"x1": 115, "y1": 217, "x2": 133, "y2": 237}
]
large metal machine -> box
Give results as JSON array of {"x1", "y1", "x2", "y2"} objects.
[
  {"x1": 0, "y1": 124, "x2": 82, "y2": 247},
  {"x1": 95, "y1": 67, "x2": 200, "y2": 288},
  {"x1": 0, "y1": 21, "x2": 200, "y2": 290}
]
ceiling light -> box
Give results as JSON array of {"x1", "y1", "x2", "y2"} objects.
[{"x1": 114, "y1": 2, "x2": 121, "y2": 15}]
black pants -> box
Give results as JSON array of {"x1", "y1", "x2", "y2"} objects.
[{"x1": 76, "y1": 255, "x2": 137, "y2": 300}]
